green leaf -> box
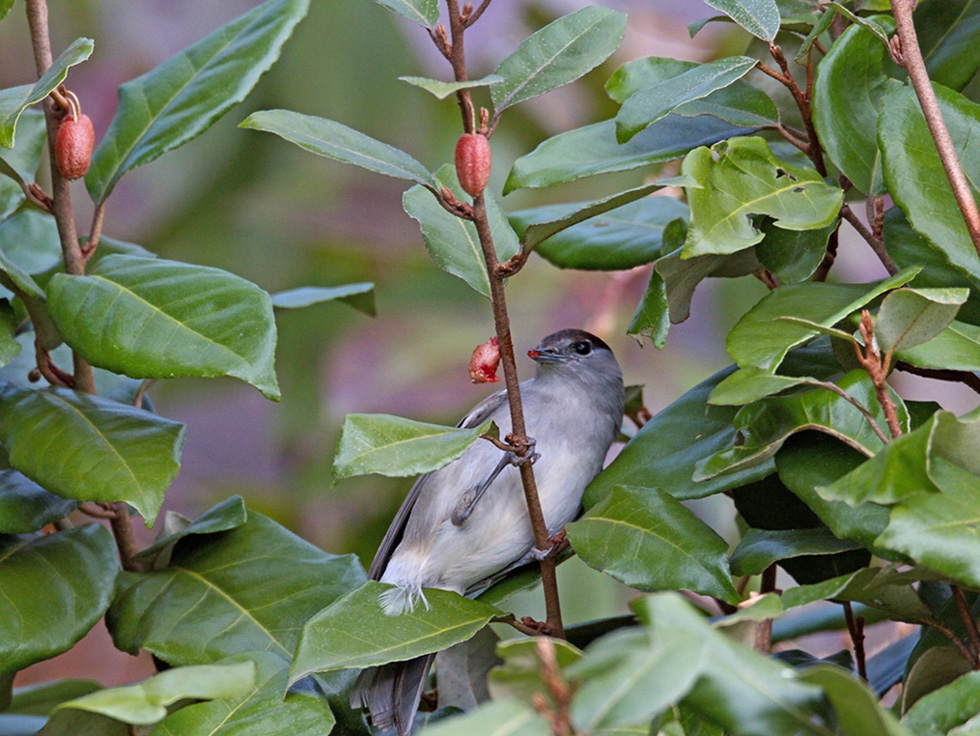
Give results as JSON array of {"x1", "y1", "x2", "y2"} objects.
[
  {"x1": 333, "y1": 412, "x2": 492, "y2": 481},
  {"x1": 875, "y1": 287, "x2": 967, "y2": 353},
  {"x1": 371, "y1": 0, "x2": 438, "y2": 27},
  {"x1": 704, "y1": 0, "x2": 781, "y2": 41},
  {"x1": 86, "y1": 0, "x2": 310, "y2": 202},
  {"x1": 709, "y1": 366, "x2": 814, "y2": 406},
  {"x1": 726, "y1": 267, "x2": 918, "y2": 370},
  {"x1": 879, "y1": 83, "x2": 980, "y2": 281},
  {"x1": 695, "y1": 370, "x2": 900, "y2": 481},
  {"x1": 509, "y1": 190, "x2": 689, "y2": 270},
  {"x1": 491, "y1": 7, "x2": 627, "y2": 114},
  {"x1": 0, "y1": 469, "x2": 79, "y2": 534},
  {"x1": 897, "y1": 319, "x2": 980, "y2": 372},
  {"x1": 399, "y1": 74, "x2": 503, "y2": 100},
  {"x1": 798, "y1": 664, "x2": 912, "y2": 736},
  {"x1": 0, "y1": 524, "x2": 117, "y2": 673},
  {"x1": 0, "y1": 0, "x2": 14, "y2": 23},
  {"x1": 488, "y1": 637, "x2": 582, "y2": 706},
  {"x1": 569, "y1": 628, "x2": 704, "y2": 732},
  {"x1": 0, "y1": 208, "x2": 62, "y2": 285},
  {"x1": 505, "y1": 116, "x2": 752, "y2": 193},
  {"x1": 107, "y1": 509, "x2": 366, "y2": 664},
  {"x1": 0, "y1": 38, "x2": 93, "y2": 149},
  {"x1": 568, "y1": 485, "x2": 739, "y2": 603},
  {"x1": 7, "y1": 680, "x2": 102, "y2": 717},
  {"x1": 682, "y1": 137, "x2": 843, "y2": 257},
  {"x1": 606, "y1": 57, "x2": 779, "y2": 129},
  {"x1": 403, "y1": 164, "x2": 519, "y2": 298},
  {"x1": 132, "y1": 495, "x2": 248, "y2": 566},
  {"x1": 0, "y1": 111, "x2": 47, "y2": 220},
  {"x1": 0, "y1": 384, "x2": 184, "y2": 524},
  {"x1": 289, "y1": 581, "x2": 502, "y2": 683},
  {"x1": 729, "y1": 527, "x2": 863, "y2": 576},
  {"x1": 47, "y1": 255, "x2": 280, "y2": 400},
  {"x1": 616, "y1": 57, "x2": 758, "y2": 143},
  {"x1": 50, "y1": 663, "x2": 254, "y2": 726},
  {"x1": 628, "y1": 267, "x2": 669, "y2": 348},
  {"x1": 812, "y1": 16, "x2": 896, "y2": 195},
  {"x1": 584, "y1": 366, "x2": 772, "y2": 506},
  {"x1": 756, "y1": 217, "x2": 835, "y2": 284},
  {"x1": 418, "y1": 699, "x2": 550, "y2": 736},
  {"x1": 904, "y1": 646, "x2": 975, "y2": 715},
  {"x1": 241, "y1": 109, "x2": 436, "y2": 189},
  {"x1": 151, "y1": 651, "x2": 335, "y2": 736},
  {"x1": 270, "y1": 282, "x2": 376, "y2": 315},
  {"x1": 916, "y1": 0, "x2": 980, "y2": 92},
  {"x1": 902, "y1": 671, "x2": 980, "y2": 736}
]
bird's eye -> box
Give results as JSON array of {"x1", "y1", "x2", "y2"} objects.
[{"x1": 574, "y1": 340, "x2": 592, "y2": 355}]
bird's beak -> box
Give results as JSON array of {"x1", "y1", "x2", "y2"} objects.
[{"x1": 528, "y1": 347, "x2": 563, "y2": 363}]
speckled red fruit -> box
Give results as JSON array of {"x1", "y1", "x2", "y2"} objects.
[
  {"x1": 455, "y1": 133, "x2": 491, "y2": 197},
  {"x1": 469, "y1": 336, "x2": 500, "y2": 384},
  {"x1": 55, "y1": 114, "x2": 94, "y2": 180}
]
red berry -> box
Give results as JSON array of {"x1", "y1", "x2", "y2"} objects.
[
  {"x1": 469, "y1": 336, "x2": 501, "y2": 384},
  {"x1": 455, "y1": 133, "x2": 491, "y2": 197},
  {"x1": 55, "y1": 113, "x2": 95, "y2": 181}
]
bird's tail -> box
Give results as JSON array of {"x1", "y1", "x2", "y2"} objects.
[{"x1": 350, "y1": 654, "x2": 435, "y2": 736}]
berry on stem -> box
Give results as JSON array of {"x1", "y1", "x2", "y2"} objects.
[{"x1": 455, "y1": 133, "x2": 491, "y2": 197}]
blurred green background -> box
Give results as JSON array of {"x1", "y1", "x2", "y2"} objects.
[{"x1": 4, "y1": 0, "x2": 930, "y2": 687}]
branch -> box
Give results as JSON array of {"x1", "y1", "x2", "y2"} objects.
[
  {"x1": 890, "y1": 0, "x2": 980, "y2": 256},
  {"x1": 841, "y1": 204, "x2": 899, "y2": 275},
  {"x1": 952, "y1": 585, "x2": 980, "y2": 667},
  {"x1": 810, "y1": 379, "x2": 891, "y2": 445},
  {"x1": 854, "y1": 311, "x2": 902, "y2": 439},
  {"x1": 843, "y1": 602, "x2": 868, "y2": 680}
]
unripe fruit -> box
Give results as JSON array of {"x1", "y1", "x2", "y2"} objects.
[
  {"x1": 469, "y1": 336, "x2": 500, "y2": 384},
  {"x1": 55, "y1": 113, "x2": 95, "y2": 181},
  {"x1": 455, "y1": 133, "x2": 491, "y2": 197}
]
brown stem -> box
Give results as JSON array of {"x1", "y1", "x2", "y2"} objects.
[
  {"x1": 952, "y1": 585, "x2": 980, "y2": 666},
  {"x1": 810, "y1": 379, "x2": 891, "y2": 445},
  {"x1": 462, "y1": 0, "x2": 493, "y2": 27},
  {"x1": 774, "y1": 124, "x2": 810, "y2": 154},
  {"x1": 933, "y1": 619, "x2": 979, "y2": 667},
  {"x1": 535, "y1": 639, "x2": 574, "y2": 736},
  {"x1": 81, "y1": 201, "x2": 106, "y2": 262},
  {"x1": 841, "y1": 204, "x2": 899, "y2": 275},
  {"x1": 843, "y1": 602, "x2": 868, "y2": 680},
  {"x1": 110, "y1": 502, "x2": 143, "y2": 572},
  {"x1": 855, "y1": 311, "x2": 902, "y2": 439},
  {"x1": 891, "y1": 0, "x2": 980, "y2": 256},
  {"x1": 755, "y1": 564, "x2": 777, "y2": 653},
  {"x1": 79, "y1": 501, "x2": 118, "y2": 520},
  {"x1": 768, "y1": 43, "x2": 826, "y2": 177},
  {"x1": 445, "y1": 0, "x2": 476, "y2": 133},
  {"x1": 25, "y1": 0, "x2": 95, "y2": 394},
  {"x1": 813, "y1": 226, "x2": 839, "y2": 282}
]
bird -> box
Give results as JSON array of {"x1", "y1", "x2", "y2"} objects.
[{"x1": 350, "y1": 328, "x2": 625, "y2": 736}]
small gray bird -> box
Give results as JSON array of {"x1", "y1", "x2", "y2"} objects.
[{"x1": 351, "y1": 329, "x2": 625, "y2": 735}]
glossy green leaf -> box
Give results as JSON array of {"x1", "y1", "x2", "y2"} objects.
[
  {"x1": 566, "y1": 627, "x2": 704, "y2": 731},
  {"x1": 879, "y1": 83, "x2": 980, "y2": 281},
  {"x1": 510, "y1": 192, "x2": 689, "y2": 270},
  {"x1": 0, "y1": 38, "x2": 93, "y2": 149},
  {"x1": 569, "y1": 485, "x2": 739, "y2": 603},
  {"x1": 132, "y1": 495, "x2": 248, "y2": 566},
  {"x1": 916, "y1": 0, "x2": 980, "y2": 92},
  {"x1": 241, "y1": 110, "x2": 436, "y2": 189},
  {"x1": 904, "y1": 645, "x2": 975, "y2": 714},
  {"x1": 775, "y1": 434, "x2": 891, "y2": 550},
  {"x1": 505, "y1": 116, "x2": 752, "y2": 193},
  {"x1": 7, "y1": 680, "x2": 102, "y2": 717},
  {"x1": 682, "y1": 137, "x2": 843, "y2": 257},
  {"x1": 709, "y1": 366, "x2": 813, "y2": 406},
  {"x1": 151, "y1": 652, "x2": 335, "y2": 736},
  {"x1": 696, "y1": 370, "x2": 900, "y2": 481},
  {"x1": 0, "y1": 469, "x2": 79, "y2": 534},
  {"x1": 0, "y1": 524, "x2": 117, "y2": 673},
  {"x1": 799, "y1": 665, "x2": 912, "y2": 736},
  {"x1": 875, "y1": 287, "x2": 967, "y2": 353},
  {"x1": 726, "y1": 267, "x2": 918, "y2": 370},
  {"x1": 487, "y1": 637, "x2": 581, "y2": 707},
  {"x1": 108, "y1": 510, "x2": 366, "y2": 664},
  {"x1": 399, "y1": 74, "x2": 503, "y2": 100},
  {"x1": 0, "y1": 300, "x2": 19, "y2": 368},
  {"x1": 636, "y1": 594, "x2": 830, "y2": 736},
  {"x1": 704, "y1": 0, "x2": 780, "y2": 40},
  {"x1": 730, "y1": 527, "x2": 863, "y2": 576},
  {"x1": 51, "y1": 663, "x2": 254, "y2": 725},
  {"x1": 403, "y1": 165, "x2": 519, "y2": 298},
  {"x1": 289, "y1": 581, "x2": 502, "y2": 683},
  {"x1": 0, "y1": 0, "x2": 13, "y2": 22},
  {"x1": 616, "y1": 57, "x2": 758, "y2": 143},
  {"x1": 418, "y1": 699, "x2": 550, "y2": 736},
  {"x1": 0, "y1": 384, "x2": 184, "y2": 524},
  {"x1": 35, "y1": 710, "x2": 126, "y2": 736},
  {"x1": 756, "y1": 218, "x2": 834, "y2": 284},
  {"x1": 47, "y1": 255, "x2": 280, "y2": 400},
  {"x1": 902, "y1": 671, "x2": 980, "y2": 736},
  {"x1": 606, "y1": 57, "x2": 778, "y2": 129},
  {"x1": 491, "y1": 7, "x2": 627, "y2": 114},
  {"x1": 271, "y1": 282, "x2": 376, "y2": 315},
  {"x1": 371, "y1": 0, "x2": 438, "y2": 27},
  {"x1": 333, "y1": 412, "x2": 492, "y2": 481},
  {"x1": 86, "y1": 0, "x2": 310, "y2": 202},
  {"x1": 584, "y1": 366, "x2": 771, "y2": 507},
  {"x1": 897, "y1": 319, "x2": 980, "y2": 372},
  {"x1": 0, "y1": 209, "x2": 61, "y2": 290},
  {"x1": 628, "y1": 267, "x2": 669, "y2": 348},
  {"x1": 812, "y1": 17, "x2": 896, "y2": 195},
  {"x1": 0, "y1": 111, "x2": 46, "y2": 221}
]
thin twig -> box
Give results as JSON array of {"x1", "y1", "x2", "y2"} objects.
[
  {"x1": 933, "y1": 619, "x2": 979, "y2": 667},
  {"x1": 110, "y1": 502, "x2": 143, "y2": 572},
  {"x1": 81, "y1": 201, "x2": 106, "y2": 262},
  {"x1": 891, "y1": 0, "x2": 980, "y2": 256},
  {"x1": 841, "y1": 204, "x2": 899, "y2": 275},
  {"x1": 952, "y1": 585, "x2": 980, "y2": 666},
  {"x1": 755, "y1": 564, "x2": 777, "y2": 653},
  {"x1": 812, "y1": 227, "x2": 839, "y2": 282},
  {"x1": 133, "y1": 378, "x2": 155, "y2": 409},
  {"x1": 462, "y1": 0, "x2": 493, "y2": 27},
  {"x1": 855, "y1": 311, "x2": 902, "y2": 439},
  {"x1": 79, "y1": 501, "x2": 117, "y2": 520},
  {"x1": 810, "y1": 379, "x2": 891, "y2": 445},
  {"x1": 843, "y1": 602, "x2": 868, "y2": 680}
]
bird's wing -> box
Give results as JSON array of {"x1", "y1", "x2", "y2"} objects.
[{"x1": 366, "y1": 387, "x2": 510, "y2": 581}]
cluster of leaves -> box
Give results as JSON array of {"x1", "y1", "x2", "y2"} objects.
[{"x1": 4, "y1": 0, "x2": 980, "y2": 735}]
